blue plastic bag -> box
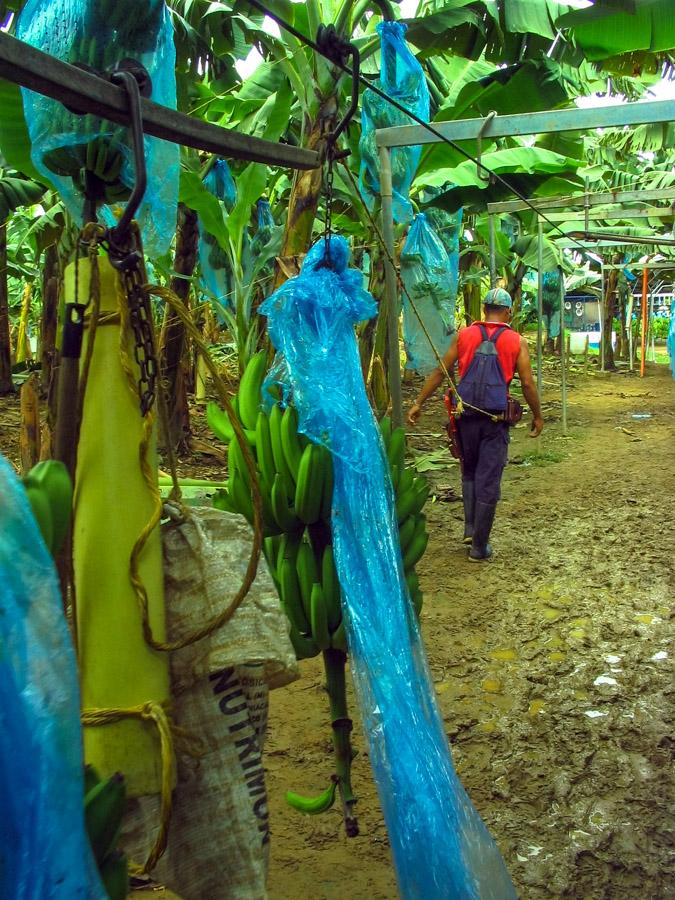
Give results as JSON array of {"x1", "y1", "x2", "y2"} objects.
[
  {"x1": 17, "y1": 0, "x2": 179, "y2": 256},
  {"x1": 667, "y1": 300, "x2": 675, "y2": 379},
  {"x1": 401, "y1": 213, "x2": 459, "y2": 375},
  {"x1": 199, "y1": 159, "x2": 238, "y2": 313},
  {"x1": 359, "y1": 22, "x2": 429, "y2": 224},
  {"x1": 260, "y1": 237, "x2": 517, "y2": 900},
  {"x1": 0, "y1": 454, "x2": 104, "y2": 899}
]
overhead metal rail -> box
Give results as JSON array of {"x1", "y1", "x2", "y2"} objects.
[
  {"x1": 487, "y1": 187, "x2": 675, "y2": 215},
  {"x1": 375, "y1": 100, "x2": 675, "y2": 427},
  {"x1": 545, "y1": 207, "x2": 675, "y2": 222},
  {"x1": 0, "y1": 31, "x2": 320, "y2": 170}
]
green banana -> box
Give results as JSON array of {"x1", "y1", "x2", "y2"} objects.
[
  {"x1": 387, "y1": 426, "x2": 406, "y2": 471},
  {"x1": 23, "y1": 484, "x2": 54, "y2": 552},
  {"x1": 319, "y1": 445, "x2": 334, "y2": 521},
  {"x1": 269, "y1": 403, "x2": 294, "y2": 487},
  {"x1": 84, "y1": 764, "x2": 101, "y2": 796},
  {"x1": 405, "y1": 570, "x2": 420, "y2": 596},
  {"x1": 403, "y1": 528, "x2": 429, "y2": 573},
  {"x1": 396, "y1": 484, "x2": 419, "y2": 525},
  {"x1": 330, "y1": 618, "x2": 348, "y2": 652},
  {"x1": 398, "y1": 466, "x2": 414, "y2": 496},
  {"x1": 321, "y1": 545, "x2": 342, "y2": 632},
  {"x1": 228, "y1": 468, "x2": 254, "y2": 524},
  {"x1": 84, "y1": 772, "x2": 126, "y2": 864},
  {"x1": 228, "y1": 432, "x2": 253, "y2": 487},
  {"x1": 389, "y1": 463, "x2": 400, "y2": 493},
  {"x1": 276, "y1": 531, "x2": 302, "y2": 572},
  {"x1": 280, "y1": 405, "x2": 304, "y2": 483},
  {"x1": 263, "y1": 536, "x2": 281, "y2": 589},
  {"x1": 310, "y1": 582, "x2": 331, "y2": 651},
  {"x1": 296, "y1": 535, "x2": 318, "y2": 620},
  {"x1": 238, "y1": 350, "x2": 267, "y2": 430},
  {"x1": 398, "y1": 515, "x2": 417, "y2": 554},
  {"x1": 207, "y1": 401, "x2": 255, "y2": 447},
  {"x1": 279, "y1": 558, "x2": 310, "y2": 635},
  {"x1": 99, "y1": 850, "x2": 128, "y2": 900},
  {"x1": 271, "y1": 473, "x2": 302, "y2": 532},
  {"x1": 288, "y1": 622, "x2": 320, "y2": 660},
  {"x1": 408, "y1": 479, "x2": 430, "y2": 517},
  {"x1": 411, "y1": 586, "x2": 423, "y2": 618},
  {"x1": 255, "y1": 411, "x2": 275, "y2": 490},
  {"x1": 294, "y1": 443, "x2": 324, "y2": 525},
  {"x1": 23, "y1": 460, "x2": 73, "y2": 554},
  {"x1": 286, "y1": 779, "x2": 337, "y2": 815},
  {"x1": 213, "y1": 489, "x2": 239, "y2": 515}
]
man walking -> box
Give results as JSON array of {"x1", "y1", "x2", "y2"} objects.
[{"x1": 408, "y1": 288, "x2": 544, "y2": 561}]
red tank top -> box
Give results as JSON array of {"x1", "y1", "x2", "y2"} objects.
[{"x1": 457, "y1": 322, "x2": 521, "y2": 385}]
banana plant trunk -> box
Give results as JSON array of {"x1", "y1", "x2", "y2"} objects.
[
  {"x1": 40, "y1": 244, "x2": 59, "y2": 398},
  {"x1": 160, "y1": 203, "x2": 199, "y2": 454},
  {"x1": 602, "y1": 257, "x2": 620, "y2": 371},
  {"x1": 507, "y1": 262, "x2": 527, "y2": 332},
  {"x1": 461, "y1": 251, "x2": 483, "y2": 325},
  {"x1": 0, "y1": 223, "x2": 13, "y2": 395},
  {"x1": 273, "y1": 98, "x2": 337, "y2": 289}
]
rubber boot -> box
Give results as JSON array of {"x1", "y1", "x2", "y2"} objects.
[
  {"x1": 462, "y1": 479, "x2": 475, "y2": 545},
  {"x1": 469, "y1": 501, "x2": 497, "y2": 562}
]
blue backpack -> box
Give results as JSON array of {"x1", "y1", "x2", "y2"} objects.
[{"x1": 457, "y1": 324, "x2": 508, "y2": 412}]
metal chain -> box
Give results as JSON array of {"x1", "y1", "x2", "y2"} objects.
[{"x1": 107, "y1": 228, "x2": 158, "y2": 416}]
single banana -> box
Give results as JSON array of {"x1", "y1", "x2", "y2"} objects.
[
  {"x1": 379, "y1": 415, "x2": 392, "y2": 450},
  {"x1": 255, "y1": 411, "x2": 275, "y2": 490},
  {"x1": 84, "y1": 764, "x2": 101, "y2": 796},
  {"x1": 269, "y1": 402, "x2": 294, "y2": 487},
  {"x1": 24, "y1": 460, "x2": 72, "y2": 554},
  {"x1": 23, "y1": 484, "x2": 54, "y2": 552},
  {"x1": 286, "y1": 779, "x2": 337, "y2": 815},
  {"x1": 389, "y1": 463, "x2": 401, "y2": 493},
  {"x1": 238, "y1": 350, "x2": 267, "y2": 430},
  {"x1": 288, "y1": 622, "x2": 320, "y2": 660},
  {"x1": 276, "y1": 531, "x2": 302, "y2": 574},
  {"x1": 396, "y1": 484, "x2": 419, "y2": 525},
  {"x1": 321, "y1": 545, "x2": 342, "y2": 632},
  {"x1": 402, "y1": 529, "x2": 429, "y2": 573},
  {"x1": 228, "y1": 468, "x2": 254, "y2": 524},
  {"x1": 329, "y1": 618, "x2": 348, "y2": 653},
  {"x1": 387, "y1": 426, "x2": 406, "y2": 471},
  {"x1": 310, "y1": 582, "x2": 331, "y2": 651},
  {"x1": 280, "y1": 405, "x2": 304, "y2": 483},
  {"x1": 84, "y1": 772, "x2": 126, "y2": 864},
  {"x1": 99, "y1": 850, "x2": 128, "y2": 900},
  {"x1": 398, "y1": 466, "x2": 414, "y2": 495},
  {"x1": 206, "y1": 401, "x2": 255, "y2": 447},
  {"x1": 398, "y1": 514, "x2": 417, "y2": 554},
  {"x1": 294, "y1": 443, "x2": 323, "y2": 525},
  {"x1": 295, "y1": 535, "x2": 318, "y2": 621},
  {"x1": 408, "y1": 479, "x2": 430, "y2": 518},
  {"x1": 279, "y1": 558, "x2": 311, "y2": 634},
  {"x1": 405, "y1": 570, "x2": 420, "y2": 596},
  {"x1": 213, "y1": 489, "x2": 238, "y2": 515},
  {"x1": 271, "y1": 473, "x2": 302, "y2": 533}
]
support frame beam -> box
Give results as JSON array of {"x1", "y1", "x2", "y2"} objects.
[
  {"x1": 487, "y1": 187, "x2": 675, "y2": 215},
  {"x1": 0, "y1": 32, "x2": 320, "y2": 170}
]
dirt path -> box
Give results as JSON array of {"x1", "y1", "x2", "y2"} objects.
[
  {"x1": 1, "y1": 362, "x2": 672, "y2": 899},
  {"x1": 266, "y1": 363, "x2": 675, "y2": 900}
]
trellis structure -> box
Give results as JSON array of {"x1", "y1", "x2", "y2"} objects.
[{"x1": 376, "y1": 100, "x2": 675, "y2": 427}]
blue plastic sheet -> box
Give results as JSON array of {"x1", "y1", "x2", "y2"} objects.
[
  {"x1": 261, "y1": 236, "x2": 517, "y2": 900},
  {"x1": 359, "y1": 22, "x2": 429, "y2": 224},
  {"x1": 667, "y1": 300, "x2": 675, "y2": 379},
  {"x1": 17, "y1": 0, "x2": 179, "y2": 255},
  {"x1": 199, "y1": 160, "x2": 238, "y2": 313},
  {"x1": 0, "y1": 454, "x2": 104, "y2": 899},
  {"x1": 401, "y1": 213, "x2": 460, "y2": 375}
]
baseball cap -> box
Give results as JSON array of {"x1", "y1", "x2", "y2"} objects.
[{"x1": 484, "y1": 287, "x2": 513, "y2": 309}]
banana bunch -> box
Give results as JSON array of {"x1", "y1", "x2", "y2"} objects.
[
  {"x1": 84, "y1": 766, "x2": 128, "y2": 900},
  {"x1": 208, "y1": 351, "x2": 430, "y2": 832},
  {"x1": 22, "y1": 460, "x2": 73, "y2": 557}
]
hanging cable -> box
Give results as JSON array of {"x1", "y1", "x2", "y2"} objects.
[{"x1": 244, "y1": 0, "x2": 603, "y2": 258}]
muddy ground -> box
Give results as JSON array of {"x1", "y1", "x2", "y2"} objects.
[
  {"x1": 1, "y1": 359, "x2": 673, "y2": 899},
  {"x1": 264, "y1": 361, "x2": 675, "y2": 900}
]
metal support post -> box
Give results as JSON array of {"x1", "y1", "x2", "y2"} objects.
[
  {"x1": 560, "y1": 272, "x2": 567, "y2": 435},
  {"x1": 536, "y1": 219, "x2": 543, "y2": 399},
  {"x1": 488, "y1": 214, "x2": 497, "y2": 288},
  {"x1": 640, "y1": 267, "x2": 648, "y2": 377},
  {"x1": 600, "y1": 266, "x2": 605, "y2": 372},
  {"x1": 379, "y1": 145, "x2": 403, "y2": 428}
]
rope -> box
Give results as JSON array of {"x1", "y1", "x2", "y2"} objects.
[
  {"x1": 122, "y1": 283, "x2": 265, "y2": 652},
  {"x1": 81, "y1": 702, "x2": 175, "y2": 873},
  {"x1": 338, "y1": 162, "x2": 505, "y2": 421}
]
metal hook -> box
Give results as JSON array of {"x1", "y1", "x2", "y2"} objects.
[
  {"x1": 316, "y1": 26, "x2": 360, "y2": 152},
  {"x1": 476, "y1": 111, "x2": 497, "y2": 185},
  {"x1": 108, "y1": 68, "x2": 147, "y2": 245}
]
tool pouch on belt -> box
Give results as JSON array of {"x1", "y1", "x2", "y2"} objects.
[{"x1": 504, "y1": 395, "x2": 524, "y2": 426}]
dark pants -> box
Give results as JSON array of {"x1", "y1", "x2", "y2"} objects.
[{"x1": 457, "y1": 414, "x2": 509, "y2": 505}]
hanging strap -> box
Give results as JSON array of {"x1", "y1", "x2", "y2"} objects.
[{"x1": 476, "y1": 323, "x2": 508, "y2": 345}]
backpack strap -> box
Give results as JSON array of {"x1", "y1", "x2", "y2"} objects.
[
  {"x1": 488, "y1": 325, "x2": 508, "y2": 345},
  {"x1": 475, "y1": 323, "x2": 489, "y2": 341}
]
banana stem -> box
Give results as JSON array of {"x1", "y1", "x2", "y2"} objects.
[{"x1": 322, "y1": 648, "x2": 359, "y2": 837}]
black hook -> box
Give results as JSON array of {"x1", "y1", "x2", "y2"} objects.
[
  {"x1": 315, "y1": 26, "x2": 360, "y2": 151},
  {"x1": 108, "y1": 68, "x2": 147, "y2": 245}
]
